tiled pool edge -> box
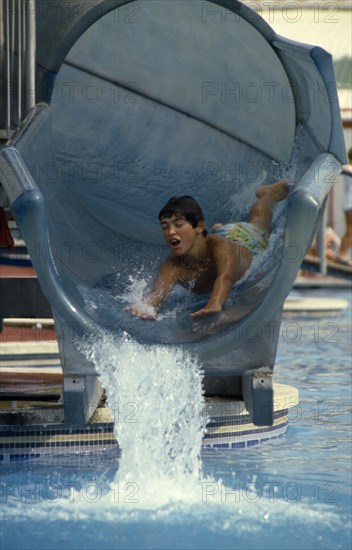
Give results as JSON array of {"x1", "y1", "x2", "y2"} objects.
[{"x1": 0, "y1": 385, "x2": 298, "y2": 460}]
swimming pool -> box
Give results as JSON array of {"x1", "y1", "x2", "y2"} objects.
[{"x1": 1, "y1": 287, "x2": 351, "y2": 550}]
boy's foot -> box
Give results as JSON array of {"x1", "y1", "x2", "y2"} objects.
[{"x1": 255, "y1": 180, "x2": 289, "y2": 201}]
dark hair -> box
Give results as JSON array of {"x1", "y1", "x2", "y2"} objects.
[{"x1": 159, "y1": 195, "x2": 207, "y2": 236}]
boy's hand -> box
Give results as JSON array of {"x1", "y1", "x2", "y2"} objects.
[
  {"x1": 125, "y1": 305, "x2": 158, "y2": 320},
  {"x1": 190, "y1": 304, "x2": 222, "y2": 318}
]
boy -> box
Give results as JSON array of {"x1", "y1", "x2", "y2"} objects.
[{"x1": 128, "y1": 180, "x2": 288, "y2": 319}]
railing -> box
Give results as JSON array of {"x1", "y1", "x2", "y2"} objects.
[
  {"x1": 0, "y1": 0, "x2": 36, "y2": 141},
  {"x1": 317, "y1": 211, "x2": 327, "y2": 275}
]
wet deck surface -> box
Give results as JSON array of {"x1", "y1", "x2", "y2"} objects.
[{"x1": 0, "y1": 321, "x2": 62, "y2": 414}]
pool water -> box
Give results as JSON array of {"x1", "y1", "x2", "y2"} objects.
[{"x1": 1, "y1": 288, "x2": 351, "y2": 550}]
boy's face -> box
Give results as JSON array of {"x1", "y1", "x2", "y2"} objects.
[{"x1": 160, "y1": 215, "x2": 204, "y2": 256}]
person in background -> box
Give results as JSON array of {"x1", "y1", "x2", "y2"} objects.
[
  {"x1": 337, "y1": 147, "x2": 352, "y2": 266},
  {"x1": 0, "y1": 186, "x2": 14, "y2": 250}
]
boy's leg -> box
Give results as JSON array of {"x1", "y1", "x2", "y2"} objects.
[{"x1": 249, "y1": 180, "x2": 288, "y2": 233}]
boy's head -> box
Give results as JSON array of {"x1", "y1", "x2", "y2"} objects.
[{"x1": 159, "y1": 196, "x2": 207, "y2": 236}]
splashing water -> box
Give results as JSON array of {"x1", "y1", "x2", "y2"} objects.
[
  {"x1": 79, "y1": 330, "x2": 207, "y2": 507},
  {"x1": 116, "y1": 272, "x2": 157, "y2": 318},
  {"x1": 3, "y1": 306, "x2": 346, "y2": 537}
]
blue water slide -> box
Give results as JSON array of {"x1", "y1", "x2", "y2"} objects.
[{"x1": 0, "y1": 1, "x2": 346, "y2": 426}]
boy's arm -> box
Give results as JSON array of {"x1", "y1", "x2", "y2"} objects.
[
  {"x1": 148, "y1": 259, "x2": 179, "y2": 308},
  {"x1": 190, "y1": 238, "x2": 242, "y2": 318},
  {"x1": 128, "y1": 259, "x2": 179, "y2": 319}
]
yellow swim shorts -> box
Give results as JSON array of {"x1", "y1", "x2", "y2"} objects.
[{"x1": 215, "y1": 222, "x2": 269, "y2": 254}]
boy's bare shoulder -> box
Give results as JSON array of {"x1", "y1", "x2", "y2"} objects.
[
  {"x1": 206, "y1": 233, "x2": 233, "y2": 251},
  {"x1": 162, "y1": 255, "x2": 180, "y2": 268},
  {"x1": 162, "y1": 255, "x2": 186, "y2": 275},
  {"x1": 156, "y1": 256, "x2": 183, "y2": 286},
  {"x1": 206, "y1": 233, "x2": 225, "y2": 244}
]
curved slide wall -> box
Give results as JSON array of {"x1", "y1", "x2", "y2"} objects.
[{"x1": 0, "y1": 1, "x2": 345, "y2": 423}]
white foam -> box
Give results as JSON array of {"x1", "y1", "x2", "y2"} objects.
[{"x1": 2, "y1": 478, "x2": 343, "y2": 533}]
